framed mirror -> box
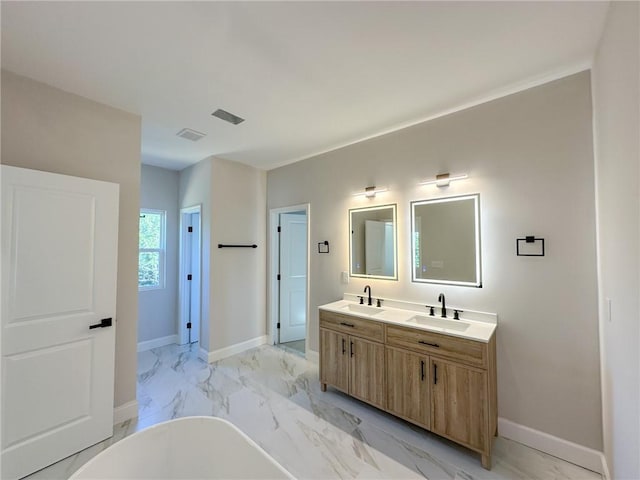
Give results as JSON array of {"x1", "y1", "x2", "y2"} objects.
[
  {"x1": 411, "y1": 194, "x2": 481, "y2": 287},
  {"x1": 350, "y1": 204, "x2": 397, "y2": 280}
]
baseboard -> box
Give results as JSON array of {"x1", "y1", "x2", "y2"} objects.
[
  {"x1": 137, "y1": 334, "x2": 178, "y2": 352},
  {"x1": 306, "y1": 349, "x2": 319, "y2": 364},
  {"x1": 113, "y1": 400, "x2": 138, "y2": 424},
  {"x1": 600, "y1": 453, "x2": 610, "y2": 480},
  {"x1": 498, "y1": 417, "x2": 605, "y2": 474},
  {"x1": 198, "y1": 346, "x2": 209, "y2": 363},
  {"x1": 201, "y1": 335, "x2": 268, "y2": 363}
]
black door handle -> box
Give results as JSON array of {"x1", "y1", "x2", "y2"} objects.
[
  {"x1": 420, "y1": 360, "x2": 425, "y2": 381},
  {"x1": 90, "y1": 318, "x2": 113, "y2": 329},
  {"x1": 419, "y1": 340, "x2": 440, "y2": 348},
  {"x1": 433, "y1": 363, "x2": 438, "y2": 385},
  {"x1": 350, "y1": 341, "x2": 354, "y2": 357},
  {"x1": 342, "y1": 338, "x2": 346, "y2": 355}
]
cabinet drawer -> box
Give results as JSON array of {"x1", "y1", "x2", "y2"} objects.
[
  {"x1": 386, "y1": 324, "x2": 487, "y2": 368},
  {"x1": 319, "y1": 310, "x2": 384, "y2": 342}
]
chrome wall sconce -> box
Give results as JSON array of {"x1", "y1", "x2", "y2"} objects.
[
  {"x1": 419, "y1": 173, "x2": 468, "y2": 188},
  {"x1": 353, "y1": 185, "x2": 388, "y2": 198}
]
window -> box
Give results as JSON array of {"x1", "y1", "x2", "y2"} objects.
[{"x1": 139, "y1": 209, "x2": 166, "y2": 290}]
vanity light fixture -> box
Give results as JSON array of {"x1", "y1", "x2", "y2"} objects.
[
  {"x1": 420, "y1": 173, "x2": 468, "y2": 188},
  {"x1": 353, "y1": 186, "x2": 388, "y2": 198}
]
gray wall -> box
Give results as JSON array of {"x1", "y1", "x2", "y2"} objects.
[
  {"x1": 592, "y1": 2, "x2": 640, "y2": 478},
  {"x1": 267, "y1": 72, "x2": 602, "y2": 450},
  {"x1": 1, "y1": 70, "x2": 141, "y2": 409},
  {"x1": 179, "y1": 156, "x2": 267, "y2": 354},
  {"x1": 139, "y1": 165, "x2": 179, "y2": 343},
  {"x1": 211, "y1": 157, "x2": 267, "y2": 350}
]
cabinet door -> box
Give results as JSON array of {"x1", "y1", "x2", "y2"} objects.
[
  {"x1": 350, "y1": 337, "x2": 385, "y2": 409},
  {"x1": 319, "y1": 328, "x2": 349, "y2": 393},
  {"x1": 386, "y1": 347, "x2": 429, "y2": 429},
  {"x1": 431, "y1": 357, "x2": 488, "y2": 452}
]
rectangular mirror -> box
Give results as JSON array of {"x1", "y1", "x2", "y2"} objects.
[
  {"x1": 350, "y1": 204, "x2": 397, "y2": 280},
  {"x1": 411, "y1": 194, "x2": 481, "y2": 287}
]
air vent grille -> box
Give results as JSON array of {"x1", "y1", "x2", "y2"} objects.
[
  {"x1": 176, "y1": 128, "x2": 206, "y2": 142},
  {"x1": 212, "y1": 109, "x2": 245, "y2": 125}
]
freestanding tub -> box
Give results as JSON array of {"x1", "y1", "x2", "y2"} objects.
[{"x1": 70, "y1": 417, "x2": 294, "y2": 479}]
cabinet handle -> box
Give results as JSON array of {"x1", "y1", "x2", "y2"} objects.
[
  {"x1": 420, "y1": 360, "x2": 425, "y2": 381},
  {"x1": 342, "y1": 338, "x2": 346, "y2": 355},
  {"x1": 418, "y1": 340, "x2": 439, "y2": 348},
  {"x1": 433, "y1": 363, "x2": 438, "y2": 385},
  {"x1": 340, "y1": 322, "x2": 355, "y2": 328},
  {"x1": 350, "y1": 341, "x2": 354, "y2": 357}
]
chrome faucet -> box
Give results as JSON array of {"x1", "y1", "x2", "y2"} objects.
[
  {"x1": 364, "y1": 285, "x2": 372, "y2": 306},
  {"x1": 438, "y1": 293, "x2": 446, "y2": 318}
]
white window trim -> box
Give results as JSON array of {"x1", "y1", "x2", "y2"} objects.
[{"x1": 139, "y1": 208, "x2": 166, "y2": 291}]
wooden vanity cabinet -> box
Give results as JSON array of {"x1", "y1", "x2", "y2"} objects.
[
  {"x1": 319, "y1": 311, "x2": 386, "y2": 409},
  {"x1": 319, "y1": 328, "x2": 349, "y2": 393},
  {"x1": 386, "y1": 323, "x2": 497, "y2": 469},
  {"x1": 349, "y1": 337, "x2": 386, "y2": 408},
  {"x1": 430, "y1": 357, "x2": 490, "y2": 466},
  {"x1": 319, "y1": 308, "x2": 497, "y2": 470},
  {"x1": 386, "y1": 346, "x2": 430, "y2": 429}
]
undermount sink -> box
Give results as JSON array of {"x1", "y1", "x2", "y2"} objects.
[
  {"x1": 340, "y1": 303, "x2": 383, "y2": 315},
  {"x1": 407, "y1": 315, "x2": 470, "y2": 332}
]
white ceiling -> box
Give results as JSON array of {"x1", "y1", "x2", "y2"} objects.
[{"x1": 1, "y1": 1, "x2": 609, "y2": 171}]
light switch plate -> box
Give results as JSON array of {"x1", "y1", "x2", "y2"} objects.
[{"x1": 341, "y1": 271, "x2": 349, "y2": 284}]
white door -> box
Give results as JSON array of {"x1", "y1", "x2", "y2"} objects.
[
  {"x1": 187, "y1": 212, "x2": 200, "y2": 344},
  {"x1": 279, "y1": 213, "x2": 307, "y2": 343},
  {"x1": 1, "y1": 166, "x2": 119, "y2": 479},
  {"x1": 180, "y1": 209, "x2": 201, "y2": 345}
]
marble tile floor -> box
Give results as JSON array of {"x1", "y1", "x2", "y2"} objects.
[
  {"x1": 279, "y1": 339, "x2": 306, "y2": 356},
  {"x1": 28, "y1": 343, "x2": 601, "y2": 480}
]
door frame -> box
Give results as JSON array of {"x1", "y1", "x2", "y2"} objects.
[
  {"x1": 268, "y1": 203, "x2": 310, "y2": 348},
  {"x1": 178, "y1": 204, "x2": 202, "y2": 345}
]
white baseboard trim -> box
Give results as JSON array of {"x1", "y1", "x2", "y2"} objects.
[
  {"x1": 198, "y1": 346, "x2": 209, "y2": 363},
  {"x1": 137, "y1": 334, "x2": 178, "y2": 352},
  {"x1": 113, "y1": 400, "x2": 138, "y2": 424},
  {"x1": 498, "y1": 417, "x2": 605, "y2": 474},
  {"x1": 600, "y1": 453, "x2": 611, "y2": 480},
  {"x1": 306, "y1": 349, "x2": 319, "y2": 364},
  {"x1": 201, "y1": 335, "x2": 268, "y2": 363}
]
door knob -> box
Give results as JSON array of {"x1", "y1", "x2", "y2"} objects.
[{"x1": 89, "y1": 318, "x2": 113, "y2": 329}]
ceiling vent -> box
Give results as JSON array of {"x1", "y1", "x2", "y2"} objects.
[
  {"x1": 176, "y1": 128, "x2": 206, "y2": 142},
  {"x1": 212, "y1": 109, "x2": 245, "y2": 125}
]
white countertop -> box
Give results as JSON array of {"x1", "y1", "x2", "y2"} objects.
[{"x1": 318, "y1": 299, "x2": 497, "y2": 343}]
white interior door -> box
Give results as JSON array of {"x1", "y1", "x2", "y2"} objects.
[
  {"x1": 1, "y1": 165, "x2": 119, "y2": 480},
  {"x1": 179, "y1": 207, "x2": 201, "y2": 346},
  {"x1": 188, "y1": 212, "x2": 200, "y2": 344},
  {"x1": 279, "y1": 213, "x2": 307, "y2": 343}
]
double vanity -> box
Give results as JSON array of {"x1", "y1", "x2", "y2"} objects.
[
  {"x1": 327, "y1": 192, "x2": 496, "y2": 467},
  {"x1": 319, "y1": 297, "x2": 497, "y2": 469}
]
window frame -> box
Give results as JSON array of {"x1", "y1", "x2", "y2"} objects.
[{"x1": 138, "y1": 208, "x2": 167, "y2": 291}]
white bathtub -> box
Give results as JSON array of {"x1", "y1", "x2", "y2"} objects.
[{"x1": 70, "y1": 417, "x2": 294, "y2": 479}]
